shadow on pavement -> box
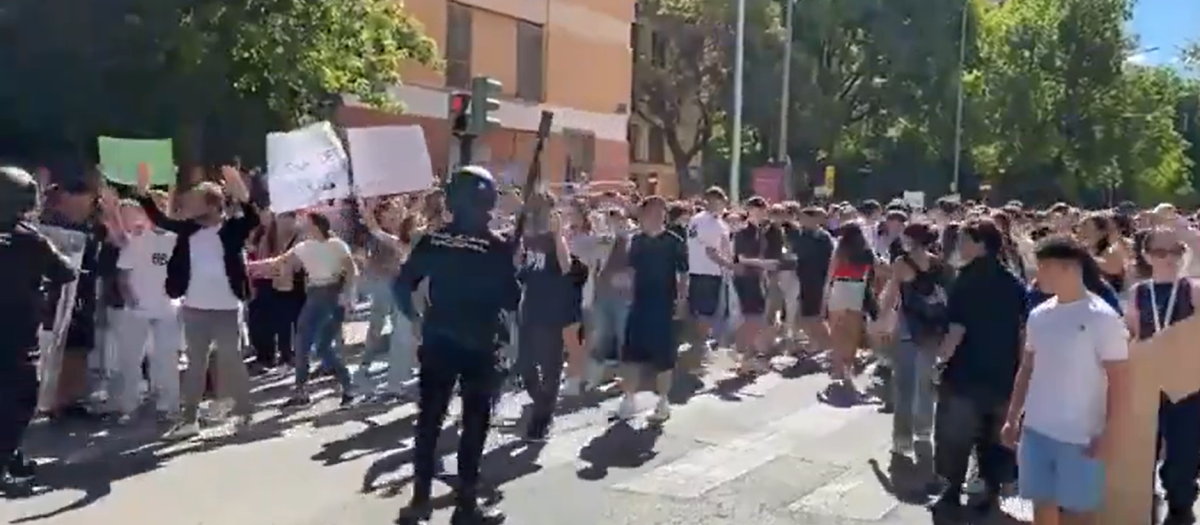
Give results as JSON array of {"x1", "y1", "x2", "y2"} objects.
[
  {"x1": 11, "y1": 348, "x2": 409, "y2": 522},
  {"x1": 575, "y1": 421, "x2": 662, "y2": 481}
]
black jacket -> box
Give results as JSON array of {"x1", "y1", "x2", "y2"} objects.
[{"x1": 137, "y1": 196, "x2": 260, "y2": 302}]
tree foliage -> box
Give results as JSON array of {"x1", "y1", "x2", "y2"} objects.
[
  {"x1": 0, "y1": 0, "x2": 436, "y2": 168},
  {"x1": 678, "y1": 0, "x2": 1197, "y2": 205},
  {"x1": 631, "y1": 0, "x2": 779, "y2": 179}
]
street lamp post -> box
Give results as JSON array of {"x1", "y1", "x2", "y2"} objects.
[
  {"x1": 730, "y1": 0, "x2": 746, "y2": 200},
  {"x1": 950, "y1": 0, "x2": 970, "y2": 195},
  {"x1": 778, "y1": 0, "x2": 795, "y2": 197}
]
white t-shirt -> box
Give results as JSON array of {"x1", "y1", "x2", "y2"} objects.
[
  {"x1": 292, "y1": 237, "x2": 352, "y2": 286},
  {"x1": 184, "y1": 226, "x2": 241, "y2": 311},
  {"x1": 1023, "y1": 293, "x2": 1129, "y2": 445},
  {"x1": 687, "y1": 211, "x2": 730, "y2": 276},
  {"x1": 117, "y1": 229, "x2": 178, "y2": 318}
]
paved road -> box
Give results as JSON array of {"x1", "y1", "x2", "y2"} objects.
[{"x1": 4, "y1": 328, "x2": 1028, "y2": 525}]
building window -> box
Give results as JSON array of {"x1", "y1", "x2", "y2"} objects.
[
  {"x1": 565, "y1": 129, "x2": 596, "y2": 181},
  {"x1": 516, "y1": 21, "x2": 545, "y2": 102},
  {"x1": 446, "y1": 2, "x2": 473, "y2": 89},
  {"x1": 647, "y1": 126, "x2": 666, "y2": 164},
  {"x1": 650, "y1": 30, "x2": 668, "y2": 67},
  {"x1": 628, "y1": 123, "x2": 642, "y2": 162},
  {"x1": 631, "y1": 23, "x2": 642, "y2": 63}
]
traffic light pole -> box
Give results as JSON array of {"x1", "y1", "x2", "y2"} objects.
[{"x1": 458, "y1": 134, "x2": 475, "y2": 166}]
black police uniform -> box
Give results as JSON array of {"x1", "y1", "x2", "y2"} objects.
[{"x1": 395, "y1": 222, "x2": 520, "y2": 524}]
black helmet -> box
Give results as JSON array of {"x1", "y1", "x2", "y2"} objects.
[{"x1": 0, "y1": 166, "x2": 40, "y2": 223}]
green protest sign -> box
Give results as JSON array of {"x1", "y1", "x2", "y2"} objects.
[{"x1": 97, "y1": 136, "x2": 175, "y2": 186}]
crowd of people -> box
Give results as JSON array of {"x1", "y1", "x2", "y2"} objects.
[{"x1": 1, "y1": 161, "x2": 1199, "y2": 525}]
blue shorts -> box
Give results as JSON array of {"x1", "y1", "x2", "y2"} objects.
[{"x1": 1018, "y1": 428, "x2": 1105, "y2": 512}]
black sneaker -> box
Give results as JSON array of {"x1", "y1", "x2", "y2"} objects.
[
  {"x1": 524, "y1": 415, "x2": 551, "y2": 442},
  {"x1": 7, "y1": 452, "x2": 35, "y2": 482},
  {"x1": 450, "y1": 500, "x2": 506, "y2": 525},
  {"x1": 397, "y1": 496, "x2": 433, "y2": 524}
]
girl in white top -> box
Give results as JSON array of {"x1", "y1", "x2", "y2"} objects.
[{"x1": 248, "y1": 211, "x2": 359, "y2": 406}]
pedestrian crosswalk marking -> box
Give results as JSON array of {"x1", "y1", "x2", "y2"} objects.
[
  {"x1": 788, "y1": 453, "x2": 899, "y2": 521},
  {"x1": 612, "y1": 404, "x2": 873, "y2": 498}
]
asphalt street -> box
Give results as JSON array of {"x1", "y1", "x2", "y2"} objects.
[{"x1": 3, "y1": 323, "x2": 1032, "y2": 525}]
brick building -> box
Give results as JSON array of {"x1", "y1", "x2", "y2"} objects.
[{"x1": 338, "y1": 0, "x2": 634, "y2": 188}]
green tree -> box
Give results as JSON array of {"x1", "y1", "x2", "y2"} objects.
[
  {"x1": 633, "y1": 0, "x2": 779, "y2": 181},
  {"x1": 0, "y1": 0, "x2": 436, "y2": 167},
  {"x1": 963, "y1": 0, "x2": 1191, "y2": 204}
]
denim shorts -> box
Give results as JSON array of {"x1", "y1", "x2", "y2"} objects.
[{"x1": 1018, "y1": 428, "x2": 1105, "y2": 512}]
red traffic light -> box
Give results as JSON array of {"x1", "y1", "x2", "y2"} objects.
[{"x1": 450, "y1": 93, "x2": 471, "y2": 114}]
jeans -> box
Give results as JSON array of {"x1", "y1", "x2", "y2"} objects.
[
  {"x1": 353, "y1": 311, "x2": 417, "y2": 394},
  {"x1": 587, "y1": 294, "x2": 631, "y2": 363},
  {"x1": 933, "y1": 387, "x2": 1015, "y2": 498},
  {"x1": 362, "y1": 276, "x2": 395, "y2": 356},
  {"x1": 294, "y1": 285, "x2": 351, "y2": 393},
  {"x1": 891, "y1": 339, "x2": 937, "y2": 445}
]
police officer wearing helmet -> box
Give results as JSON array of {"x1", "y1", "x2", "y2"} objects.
[
  {"x1": 0, "y1": 167, "x2": 76, "y2": 489},
  {"x1": 396, "y1": 165, "x2": 520, "y2": 524}
]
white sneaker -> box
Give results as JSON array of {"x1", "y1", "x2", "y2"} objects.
[
  {"x1": 614, "y1": 394, "x2": 637, "y2": 420},
  {"x1": 648, "y1": 398, "x2": 671, "y2": 423},
  {"x1": 163, "y1": 422, "x2": 200, "y2": 440}
]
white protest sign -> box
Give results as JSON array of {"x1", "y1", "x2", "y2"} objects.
[
  {"x1": 902, "y1": 190, "x2": 925, "y2": 210},
  {"x1": 347, "y1": 125, "x2": 436, "y2": 197},
  {"x1": 266, "y1": 121, "x2": 351, "y2": 212}
]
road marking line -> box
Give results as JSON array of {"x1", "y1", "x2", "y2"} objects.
[
  {"x1": 788, "y1": 452, "x2": 899, "y2": 521},
  {"x1": 612, "y1": 404, "x2": 872, "y2": 498}
]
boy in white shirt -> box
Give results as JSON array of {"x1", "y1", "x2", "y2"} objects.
[
  {"x1": 108, "y1": 201, "x2": 182, "y2": 422},
  {"x1": 1002, "y1": 236, "x2": 1131, "y2": 524}
]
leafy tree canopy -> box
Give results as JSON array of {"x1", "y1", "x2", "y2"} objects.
[{"x1": 0, "y1": 0, "x2": 436, "y2": 168}]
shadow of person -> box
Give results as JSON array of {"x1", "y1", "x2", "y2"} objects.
[
  {"x1": 575, "y1": 421, "x2": 662, "y2": 481},
  {"x1": 310, "y1": 410, "x2": 418, "y2": 466},
  {"x1": 361, "y1": 423, "x2": 461, "y2": 496},
  {"x1": 868, "y1": 454, "x2": 941, "y2": 506},
  {"x1": 709, "y1": 373, "x2": 757, "y2": 402},
  {"x1": 666, "y1": 366, "x2": 705, "y2": 405}
]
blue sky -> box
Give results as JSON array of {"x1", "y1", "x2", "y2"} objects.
[{"x1": 1129, "y1": 0, "x2": 1198, "y2": 67}]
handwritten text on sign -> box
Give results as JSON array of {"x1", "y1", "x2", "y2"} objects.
[{"x1": 266, "y1": 121, "x2": 351, "y2": 213}]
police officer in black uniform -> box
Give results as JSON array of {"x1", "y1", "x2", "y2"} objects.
[
  {"x1": 0, "y1": 167, "x2": 77, "y2": 489},
  {"x1": 396, "y1": 166, "x2": 519, "y2": 525}
]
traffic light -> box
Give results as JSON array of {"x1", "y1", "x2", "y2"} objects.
[
  {"x1": 449, "y1": 92, "x2": 471, "y2": 136},
  {"x1": 468, "y1": 76, "x2": 502, "y2": 136}
]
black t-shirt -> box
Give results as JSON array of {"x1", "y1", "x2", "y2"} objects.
[
  {"x1": 0, "y1": 222, "x2": 78, "y2": 364},
  {"x1": 789, "y1": 227, "x2": 834, "y2": 282},
  {"x1": 629, "y1": 229, "x2": 687, "y2": 306},
  {"x1": 733, "y1": 222, "x2": 770, "y2": 280},
  {"x1": 518, "y1": 232, "x2": 578, "y2": 326}
]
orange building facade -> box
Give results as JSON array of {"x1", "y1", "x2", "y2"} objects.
[{"x1": 338, "y1": 0, "x2": 634, "y2": 188}]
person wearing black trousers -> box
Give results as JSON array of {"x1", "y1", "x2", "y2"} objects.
[
  {"x1": 396, "y1": 167, "x2": 519, "y2": 525},
  {"x1": 247, "y1": 214, "x2": 305, "y2": 371},
  {"x1": 0, "y1": 167, "x2": 77, "y2": 488}
]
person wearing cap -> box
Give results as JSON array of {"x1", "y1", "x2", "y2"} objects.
[{"x1": 0, "y1": 166, "x2": 77, "y2": 487}]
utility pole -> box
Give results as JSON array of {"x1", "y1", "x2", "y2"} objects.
[
  {"x1": 730, "y1": 0, "x2": 746, "y2": 200},
  {"x1": 778, "y1": 0, "x2": 795, "y2": 197}
]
